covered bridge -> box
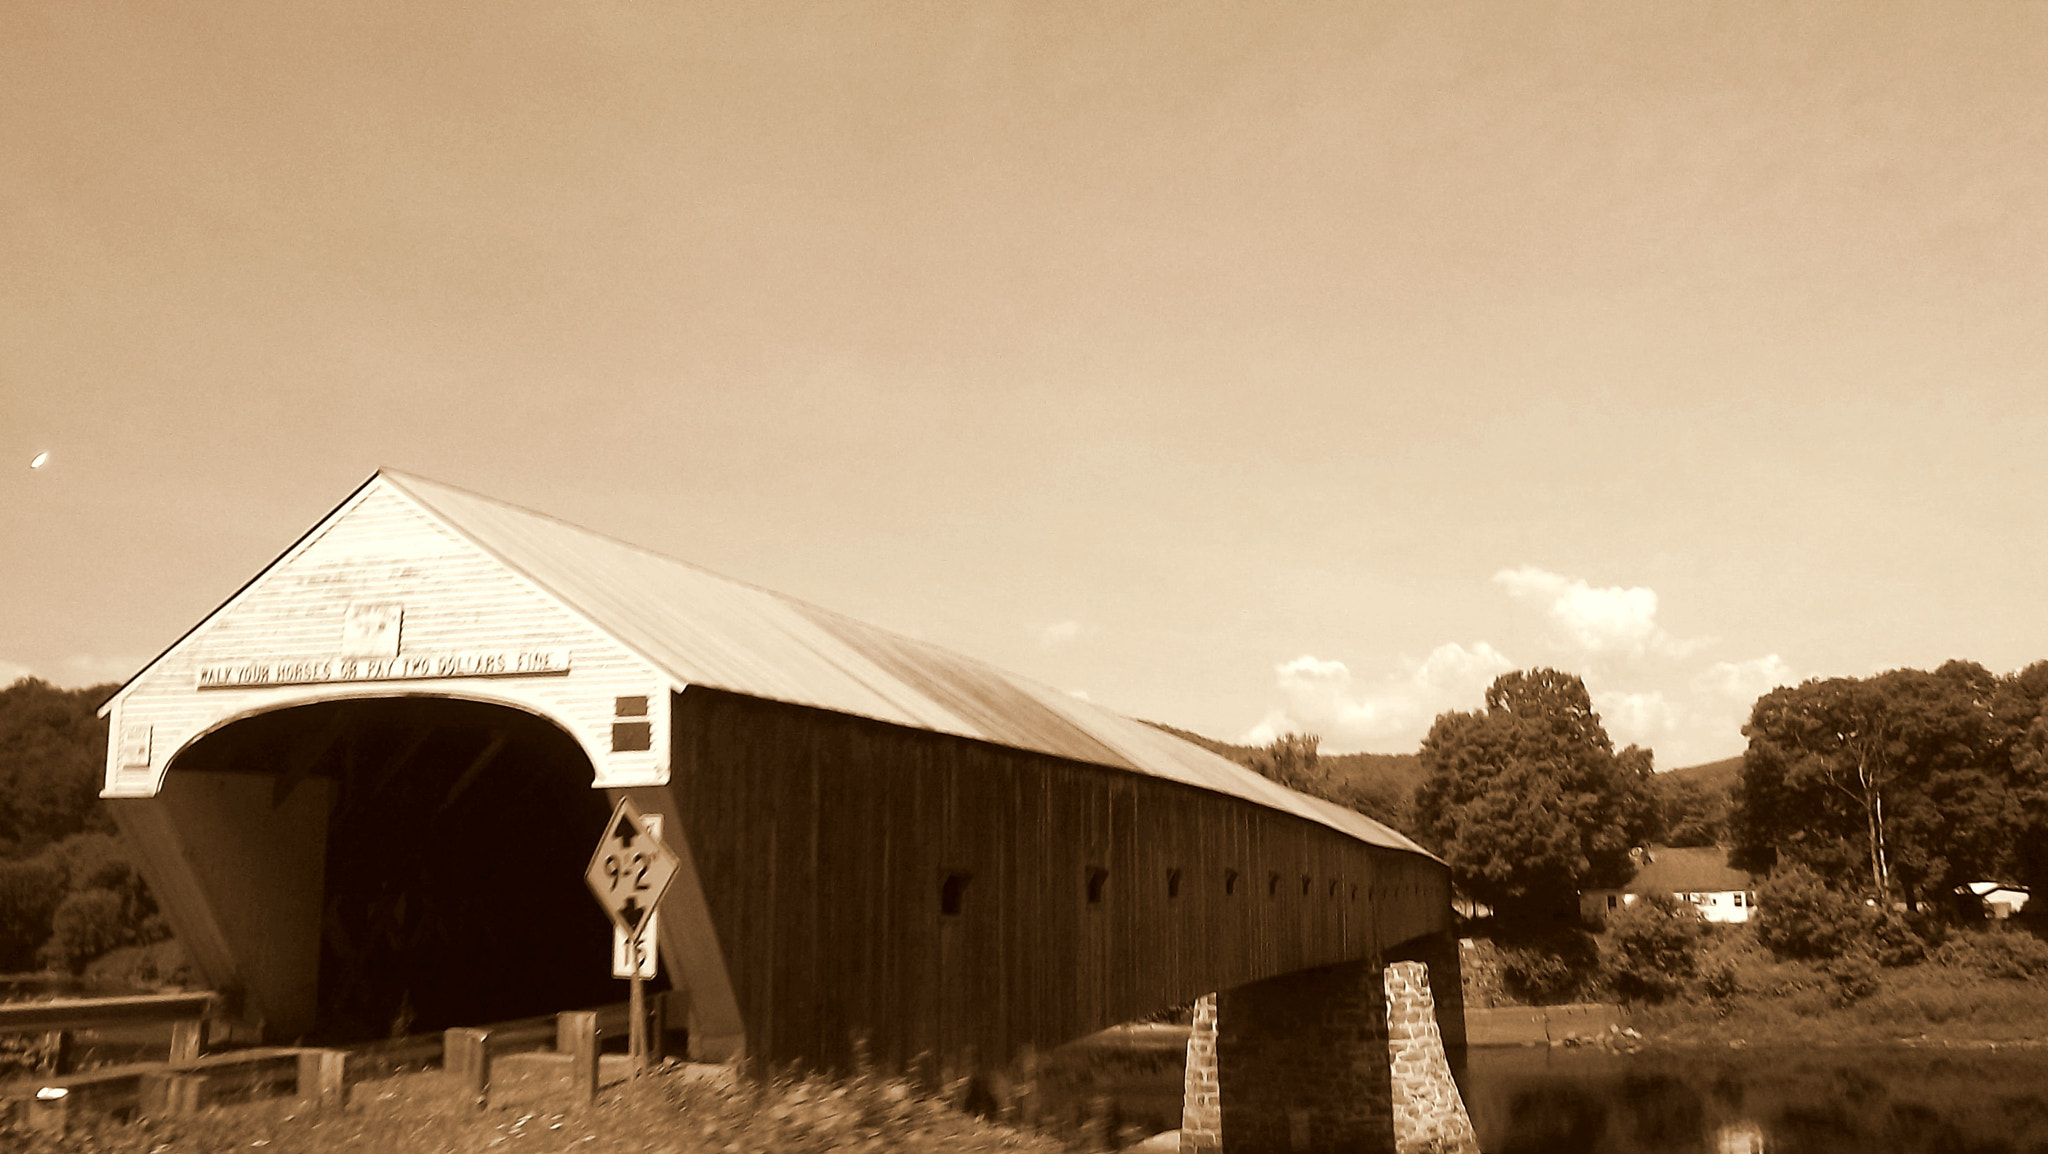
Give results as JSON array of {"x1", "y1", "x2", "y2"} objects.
[{"x1": 98, "y1": 471, "x2": 1465, "y2": 1151}]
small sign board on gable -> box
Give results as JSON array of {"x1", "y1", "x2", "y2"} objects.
[{"x1": 342, "y1": 602, "x2": 404, "y2": 657}]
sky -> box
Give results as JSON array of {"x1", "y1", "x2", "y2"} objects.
[{"x1": 5, "y1": 2, "x2": 2048, "y2": 769}]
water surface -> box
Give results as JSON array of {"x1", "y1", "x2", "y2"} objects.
[{"x1": 1465, "y1": 1045, "x2": 2048, "y2": 1154}]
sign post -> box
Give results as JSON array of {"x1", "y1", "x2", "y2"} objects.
[{"x1": 584, "y1": 798, "x2": 680, "y2": 1072}]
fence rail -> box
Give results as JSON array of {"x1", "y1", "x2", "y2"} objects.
[{"x1": 0, "y1": 992, "x2": 218, "y2": 1036}]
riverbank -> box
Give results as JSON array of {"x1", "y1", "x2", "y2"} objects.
[
  {"x1": 1463, "y1": 926, "x2": 2048, "y2": 1051},
  {"x1": 1626, "y1": 967, "x2": 2048, "y2": 1049}
]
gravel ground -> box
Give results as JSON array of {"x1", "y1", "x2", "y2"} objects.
[{"x1": 8, "y1": 1062, "x2": 1073, "y2": 1154}]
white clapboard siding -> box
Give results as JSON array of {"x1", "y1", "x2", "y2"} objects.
[{"x1": 104, "y1": 480, "x2": 671, "y2": 797}]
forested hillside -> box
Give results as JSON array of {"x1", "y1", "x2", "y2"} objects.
[
  {"x1": 0, "y1": 678, "x2": 174, "y2": 978},
  {"x1": 1144, "y1": 721, "x2": 1424, "y2": 833}
]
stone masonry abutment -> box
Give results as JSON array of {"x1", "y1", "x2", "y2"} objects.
[{"x1": 1181, "y1": 943, "x2": 1476, "y2": 1154}]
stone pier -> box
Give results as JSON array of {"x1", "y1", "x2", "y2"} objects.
[
  {"x1": 1383, "y1": 961, "x2": 1478, "y2": 1154},
  {"x1": 1181, "y1": 949, "x2": 1475, "y2": 1154}
]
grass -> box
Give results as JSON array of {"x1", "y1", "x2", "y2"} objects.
[
  {"x1": 1621, "y1": 925, "x2": 2048, "y2": 1048},
  {"x1": 8, "y1": 1061, "x2": 1071, "y2": 1154},
  {"x1": 1465, "y1": 921, "x2": 2048, "y2": 1048}
]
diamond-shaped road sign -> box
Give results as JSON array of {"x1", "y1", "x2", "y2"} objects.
[{"x1": 585, "y1": 799, "x2": 681, "y2": 950}]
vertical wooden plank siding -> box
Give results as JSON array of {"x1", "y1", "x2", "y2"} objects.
[{"x1": 666, "y1": 688, "x2": 1450, "y2": 1079}]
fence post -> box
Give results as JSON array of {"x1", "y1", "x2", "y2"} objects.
[
  {"x1": 559, "y1": 1011, "x2": 598, "y2": 1106},
  {"x1": 27, "y1": 1087, "x2": 69, "y2": 1136},
  {"x1": 170, "y1": 1018, "x2": 209, "y2": 1067},
  {"x1": 298, "y1": 1048, "x2": 348, "y2": 1112},
  {"x1": 643, "y1": 991, "x2": 667, "y2": 1064},
  {"x1": 45, "y1": 1030, "x2": 74, "y2": 1076},
  {"x1": 445, "y1": 1028, "x2": 491, "y2": 1108}
]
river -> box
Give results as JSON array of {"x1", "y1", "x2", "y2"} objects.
[{"x1": 1465, "y1": 1044, "x2": 2048, "y2": 1154}]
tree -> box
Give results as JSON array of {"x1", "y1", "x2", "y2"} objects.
[
  {"x1": 1604, "y1": 895, "x2": 1706, "y2": 1001},
  {"x1": 1733, "y1": 664, "x2": 2023, "y2": 906},
  {"x1": 0, "y1": 678, "x2": 117, "y2": 857},
  {"x1": 1239, "y1": 733, "x2": 1417, "y2": 832},
  {"x1": 1653, "y1": 777, "x2": 1725, "y2": 848},
  {"x1": 1244, "y1": 732, "x2": 1324, "y2": 794},
  {"x1": 1750, "y1": 863, "x2": 1866, "y2": 961},
  {"x1": 1412, "y1": 669, "x2": 1658, "y2": 923}
]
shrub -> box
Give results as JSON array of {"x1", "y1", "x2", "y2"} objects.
[
  {"x1": 1754, "y1": 864, "x2": 1866, "y2": 961},
  {"x1": 1700, "y1": 959, "x2": 1741, "y2": 1007},
  {"x1": 1865, "y1": 908, "x2": 1940, "y2": 967},
  {"x1": 1604, "y1": 895, "x2": 1706, "y2": 1002},
  {"x1": 0, "y1": 858, "x2": 66, "y2": 971},
  {"x1": 1822, "y1": 950, "x2": 1880, "y2": 1006},
  {"x1": 86, "y1": 939, "x2": 192, "y2": 988},
  {"x1": 42, "y1": 889, "x2": 134, "y2": 973},
  {"x1": 1935, "y1": 929, "x2": 2048, "y2": 981},
  {"x1": 1494, "y1": 926, "x2": 1600, "y2": 1002}
]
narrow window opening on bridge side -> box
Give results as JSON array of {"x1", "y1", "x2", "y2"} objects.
[
  {"x1": 1267, "y1": 872, "x2": 1281, "y2": 897},
  {"x1": 1086, "y1": 867, "x2": 1110, "y2": 905},
  {"x1": 1350, "y1": 884, "x2": 1359, "y2": 901},
  {"x1": 1167, "y1": 868, "x2": 1182, "y2": 898},
  {"x1": 1224, "y1": 869, "x2": 1239, "y2": 896},
  {"x1": 1329, "y1": 879, "x2": 1341, "y2": 898},
  {"x1": 940, "y1": 872, "x2": 971, "y2": 916},
  {"x1": 1300, "y1": 875, "x2": 1312, "y2": 896}
]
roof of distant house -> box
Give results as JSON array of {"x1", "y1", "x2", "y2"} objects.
[
  {"x1": 1958, "y1": 881, "x2": 2031, "y2": 898},
  {"x1": 1625, "y1": 846, "x2": 1756, "y2": 895}
]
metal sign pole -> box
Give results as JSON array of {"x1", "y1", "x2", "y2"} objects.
[
  {"x1": 628, "y1": 947, "x2": 647, "y2": 1071},
  {"x1": 584, "y1": 798, "x2": 682, "y2": 1080}
]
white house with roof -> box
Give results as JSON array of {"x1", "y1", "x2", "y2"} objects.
[
  {"x1": 1580, "y1": 846, "x2": 1760, "y2": 925},
  {"x1": 1956, "y1": 881, "x2": 2031, "y2": 920}
]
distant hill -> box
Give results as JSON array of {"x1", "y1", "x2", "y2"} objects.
[
  {"x1": 1141, "y1": 721, "x2": 1424, "y2": 834},
  {"x1": 1663, "y1": 755, "x2": 1742, "y2": 793}
]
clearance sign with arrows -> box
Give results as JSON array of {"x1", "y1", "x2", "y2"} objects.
[{"x1": 584, "y1": 798, "x2": 680, "y2": 979}]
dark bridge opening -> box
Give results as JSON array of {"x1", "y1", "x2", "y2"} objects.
[{"x1": 170, "y1": 697, "x2": 622, "y2": 1042}]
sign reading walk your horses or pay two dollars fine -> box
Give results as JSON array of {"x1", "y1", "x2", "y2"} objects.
[{"x1": 585, "y1": 798, "x2": 679, "y2": 965}]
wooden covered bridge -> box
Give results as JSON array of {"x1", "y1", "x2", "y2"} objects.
[{"x1": 98, "y1": 471, "x2": 1469, "y2": 1152}]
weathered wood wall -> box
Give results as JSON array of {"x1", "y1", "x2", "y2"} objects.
[{"x1": 666, "y1": 687, "x2": 1450, "y2": 1076}]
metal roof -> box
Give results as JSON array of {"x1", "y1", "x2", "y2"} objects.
[
  {"x1": 1626, "y1": 846, "x2": 1756, "y2": 895},
  {"x1": 382, "y1": 471, "x2": 1429, "y2": 856}
]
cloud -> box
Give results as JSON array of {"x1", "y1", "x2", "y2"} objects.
[
  {"x1": 1038, "y1": 620, "x2": 1096, "y2": 650},
  {"x1": 1242, "y1": 642, "x2": 1514, "y2": 750},
  {"x1": 1066, "y1": 687, "x2": 1092, "y2": 702},
  {"x1": 1696, "y1": 654, "x2": 1803, "y2": 701},
  {"x1": 1237, "y1": 569, "x2": 1807, "y2": 768},
  {"x1": 1493, "y1": 565, "x2": 1704, "y2": 658},
  {"x1": 1593, "y1": 689, "x2": 1684, "y2": 750}
]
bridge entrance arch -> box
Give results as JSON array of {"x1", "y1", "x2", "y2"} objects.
[{"x1": 117, "y1": 695, "x2": 622, "y2": 1043}]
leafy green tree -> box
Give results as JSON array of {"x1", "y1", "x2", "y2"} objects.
[
  {"x1": 1751, "y1": 863, "x2": 1866, "y2": 961},
  {"x1": 1734, "y1": 663, "x2": 2032, "y2": 906},
  {"x1": 42, "y1": 890, "x2": 133, "y2": 973},
  {"x1": 1413, "y1": 669, "x2": 1658, "y2": 923},
  {"x1": 1653, "y1": 777, "x2": 1725, "y2": 848},
  {"x1": 1604, "y1": 895, "x2": 1705, "y2": 1001},
  {"x1": 0, "y1": 858, "x2": 66, "y2": 970},
  {"x1": 1240, "y1": 733, "x2": 1416, "y2": 832},
  {"x1": 0, "y1": 678, "x2": 117, "y2": 857},
  {"x1": 1244, "y1": 732, "x2": 1324, "y2": 794}
]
